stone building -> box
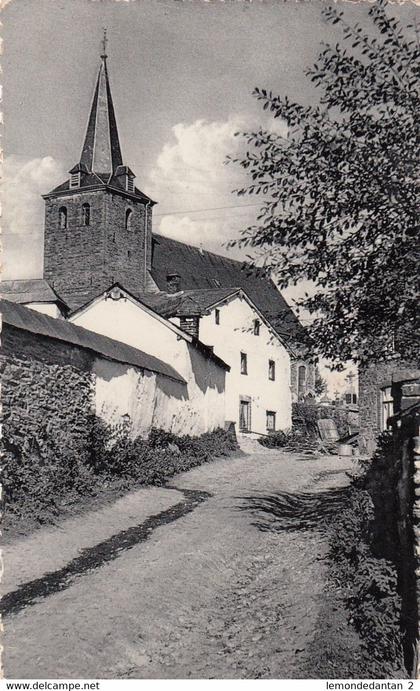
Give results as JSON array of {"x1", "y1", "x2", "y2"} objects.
[
  {"x1": 2, "y1": 47, "x2": 316, "y2": 436},
  {"x1": 358, "y1": 361, "x2": 420, "y2": 455}
]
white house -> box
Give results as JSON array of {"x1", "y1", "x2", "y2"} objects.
[
  {"x1": 69, "y1": 284, "x2": 230, "y2": 436},
  {"x1": 141, "y1": 287, "x2": 293, "y2": 436}
]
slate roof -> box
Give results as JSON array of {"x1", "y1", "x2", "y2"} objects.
[
  {"x1": 151, "y1": 235, "x2": 304, "y2": 341},
  {"x1": 1, "y1": 279, "x2": 69, "y2": 311},
  {"x1": 44, "y1": 174, "x2": 154, "y2": 204},
  {"x1": 136, "y1": 288, "x2": 239, "y2": 318},
  {"x1": 1, "y1": 299, "x2": 186, "y2": 384}
]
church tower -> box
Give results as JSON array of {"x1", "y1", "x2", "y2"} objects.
[{"x1": 43, "y1": 34, "x2": 156, "y2": 310}]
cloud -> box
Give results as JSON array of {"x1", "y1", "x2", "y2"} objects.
[
  {"x1": 1, "y1": 155, "x2": 65, "y2": 278},
  {"x1": 146, "y1": 116, "x2": 261, "y2": 253}
]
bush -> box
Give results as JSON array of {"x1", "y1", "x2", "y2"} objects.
[
  {"x1": 258, "y1": 431, "x2": 289, "y2": 448},
  {"x1": 328, "y1": 434, "x2": 405, "y2": 674},
  {"x1": 2, "y1": 419, "x2": 238, "y2": 525}
]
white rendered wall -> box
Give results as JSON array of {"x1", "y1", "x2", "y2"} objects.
[
  {"x1": 24, "y1": 302, "x2": 63, "y2": 318},
  {"x1": 71, "y1": 297, "x2": 226, "y2": 436},
  {"x1": 197, "y1": 296, "x2": 292, "y2": 435}
]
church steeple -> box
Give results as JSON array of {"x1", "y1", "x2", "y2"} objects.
[
  {"x1": 79, "y1": 31, "x2": 123, "y2": 175},
  {"x1": 43, "y1": 34, "x2": 156, "y2": 310}
]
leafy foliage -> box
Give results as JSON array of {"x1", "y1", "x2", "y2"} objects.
[
  {"x1": 328, "y1": 432, "x2": 405, "y2": 673},
  {"x1": 230, "y1": 0, "x2": 419, "y2": 367},
  {"x1": 2, "y1": 418, "x2": 238, "y2": 527},
  {"x1": 314, "y1": 366, "x2": 328, "y2": 396}
]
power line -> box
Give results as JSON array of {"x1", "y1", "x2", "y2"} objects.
[{"x1": 154, "y1": 202, "x2": 262, "y2": 217}]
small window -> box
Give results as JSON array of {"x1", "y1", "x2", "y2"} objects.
[
  {"x1": 352, "y1": 393, "x2": 358, "y2": 405},
  {"x1": 126, "y1": 177, "x2": 134, "y2": 193},
  {"x1": 345, "y1": 393, "x2": 352, "y2": 405},
  {"x1": 59, "y1": 206, "x2": 67, "y2": 229},
  {"x1": 266, "y1": 411, "x2": 276, "y2": 432},
  {"x1": 268, "y1": 359, "x2": 275, "y2": 381},
  {"x1": 125, "y1": 208, "x2": 133, "y2": 231},
  {"x1": 212, "y1": 278, "x2": 221, "y2": 288},
  {"x1": 253, "y1": 319, "x2": 260, "y2": 336},
  {"x1": 215, "y1": 309, "x2": 220, "y2": 325},
  {"x1": 82, "y1": 203, "x2": 90, "y2": 226},
  {"x1": 381, "y1": 387, "x2": 393, "y2": 431},
  {"x1": 298, "y1": 364, "x2": 306, "y2": 395},
  {"x1": 70, "y1": 172, "x2": 80, "y2": 188},
  {"x1": 240, "y1": 352, "x2": 248, "y2": 375}
]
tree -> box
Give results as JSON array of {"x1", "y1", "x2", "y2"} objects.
[
  {"x1": 314, "y1": 366, "x2": 328, "y2": 397},
  {"x1": 231, "y1": 1, "x2": 419, "y2": 368}
]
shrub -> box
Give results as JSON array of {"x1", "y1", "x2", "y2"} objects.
[
  {"x1": 258, "y1": 431, "x2": 289, "y2": 448},
  {"x1": 2, "y1": 419, "x2": 237, "y2": 526},
  {"x1": 328, "y1": 434, "x2": 405, "y2": 674}
]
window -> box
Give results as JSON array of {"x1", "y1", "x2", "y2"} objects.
[
  {"x1": 253, "y1": 319, "x2": 260, "y2": 336},
  {"x1": 125, "y1": 208, "x2": 133, "y2": 231},
  {"x1": 266, "y1": 411, "x2": 276, "y2": 432},
  {"x1": 239, "y1": 400, "x2": 251, "y2": 432},
  {"x1": 240, "y1": 352, "x2": 248, "y2": 375},
  {"x1": 380, "y1": 387, "x2": 393, "y2": 431},
  {"x1": 298, "y1": 364, "x2": 306, "y2": 397},
  {"x1": 215, "y1": 309, "x2": 220, "y2": 325},
  {"x1": 345, "y1": 393, "x2": 352, "y2": 405},
  {"x1": 70, "y1": 172, "x2": 80, "y2": 188},
  {"x1": 59, "y1": 206, "x2": 67, "y2": 229},
  {"x1": 126, "y1": 176, "x2": 134, "y2": 193},
  {"x1": 82, "y1": 203, "x2": 90, "y2": 226},
  {"x1": 268, "y1": 359, "x2": 275, "y2": 381}
]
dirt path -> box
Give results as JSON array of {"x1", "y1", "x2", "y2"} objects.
[{"x1": 4, "y1": 447, "x2": 357, "y2": 678}]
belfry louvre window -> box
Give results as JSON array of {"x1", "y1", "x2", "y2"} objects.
[
  {"x1": 268, "y1": 359, "x2": 275, "y2": 380},
  {"x1": 59, "y1": 207, "x2": 67, "y2": 229},
  {"x1": 125, "y1": 208, "x2": 133, "y2": 231},
  {"x1": 126, "y1": 177, "x2": 134, "y2": 193},
  {"x1": 82, "y1": 203, "x2": 90, "y2": 226},
  {"x1": 70, "y1": 173, "x2": 80, "y2": 188},
  {"x1": 240, "y1": 352, "x2": 248, "y2": 375}
]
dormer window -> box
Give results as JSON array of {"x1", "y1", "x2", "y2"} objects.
[
  {"x1": 59, "y1": 206, "x2": 67, "y2": 229},
  {"x1": 70, "y1": 173, "x2": 80, "y2": 188},
  {"x1": 82, "y1": 203, "x2": 90, "y2": 227},
  {"x1": 126, "y1": 176, "x2": 134, "y2": 193},
  {"x1": 125, "y1": 208, "x2": 133, "y2": 231}
]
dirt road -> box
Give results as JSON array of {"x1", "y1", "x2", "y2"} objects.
[{"x1": 3, "y1": 445, "x2": 357, "y2": 678}]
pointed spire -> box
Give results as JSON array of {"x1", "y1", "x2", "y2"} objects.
[{"x1": 79, "y1": 32, "x2": 123, "y2": 175}]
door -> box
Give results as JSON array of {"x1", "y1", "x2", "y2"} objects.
[{"x1": 239, "y1": 400, "x2": 251, "y2": 432}]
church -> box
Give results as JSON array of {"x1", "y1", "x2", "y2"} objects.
[{"x1": 2, "y1": 44, "x2": 315, "y2": 437}]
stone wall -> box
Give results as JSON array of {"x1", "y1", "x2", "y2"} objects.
[
  {"x1": 359, "y1": 361, "x2": 420, "y2": 455},
  {"x1": 387, "y1": 379, "x2": 420, "y2": 676},
  {"x1": 1, "y1": 326, "x2": 94, "y2": 454},
  {"x1": 292, "y1": 401, "x2": 358, "y2": 438},
  {"x1": 44, "y1": 188, "x2": 152, "y2": 309}
]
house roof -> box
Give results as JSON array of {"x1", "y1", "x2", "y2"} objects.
[
  {"x1": 1, "y1": 299, "x2": 186, "y2": 384},
  {"x1": 151, "y1": 234, "x2": 304, "y2": 341},
  {"x1": 69, "y1": 284, "x2": 231, "y2": 372},
  {"x1": 1, "y1": 279, "x2": 69, "y2": 310}
]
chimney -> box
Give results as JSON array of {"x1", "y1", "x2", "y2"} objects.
[
  {"x1": 166, "y1": 273, "x2": 181, "y2": 294},
  {"x1": 179, "y1": 316, "x2": 200, "y2": 340}
]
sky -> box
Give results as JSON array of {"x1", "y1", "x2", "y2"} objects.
[{"x1": 1, "y1": 0, "x2": 416, "y2": 392}]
